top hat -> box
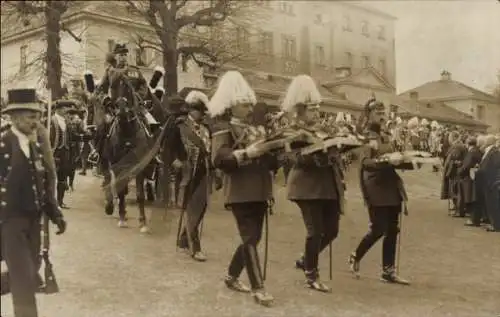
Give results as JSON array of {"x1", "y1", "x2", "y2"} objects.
[
  {"x1": 167, "y1": 95, "x2": 187, "y2": 114},
  {"x1": 54, "y1": 99, "x2": 78, "y2": 110},
  {"x1": 2, "y1": 89, "x2": 42, "y2": 113},
  {"x1": 113, "y1": 43, "x2": 128, "y2": 55}
]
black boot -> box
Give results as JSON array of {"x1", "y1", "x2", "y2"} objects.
[{"x1": 381, "y1": 266, "x2": 410, "y2": 285}]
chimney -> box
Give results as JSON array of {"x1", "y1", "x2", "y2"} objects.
[
  {"x1": 335, "y1": 66, "x2": 352, "y2": 79},
  {"x1": 440, "y1": 70, "x2": 451, "y2": 81},
  {"x1": 410, "y1": 91, "x2": 419, "y2": 100}
]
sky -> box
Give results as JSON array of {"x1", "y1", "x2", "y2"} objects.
[{"x1": 353, "y1": 0, "x2": 500, "y2": 94}]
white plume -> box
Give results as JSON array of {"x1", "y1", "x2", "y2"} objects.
[
  {"x1": 345, "y1": 113, "x2": 352, "y2": 123},
  {"x1": 407, "y1": 116, "x2": 420, "y2": 129},
  {"x1": 335, "y1": 112, "x2": 345, "y2": 123},
  {"x1": 207, "y1": 70, "x2": 256, "y2": 117},
  {"x1": 281, "y1": 74, "x2": 322, "y2": 112},
  {"x1": 185, "y1": 90, "x2": 209, "y2": 105}
]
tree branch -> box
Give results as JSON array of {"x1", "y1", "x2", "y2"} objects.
[
  {"x1": 61, "y1": 23, "x2": 82, "y2": 42},
  {"x1": 175, "y1": 0, "x2": 232, "y2": 29}
]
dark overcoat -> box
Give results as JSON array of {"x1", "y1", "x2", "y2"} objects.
[
  {"x1": 440, "y1": 143, "x2": 467, "y2": 200},
  {"x1": 457, "y1": 146, "x2": 482, "y2": 204}
]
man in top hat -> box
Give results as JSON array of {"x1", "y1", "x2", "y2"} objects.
[
  {"x1": 174, "y1": 90, "x2": 212, "y2": 261},
  {"x1": 50, "y1": 99, "x2": 76, "y2": 209},
  {"x1": 457, "y1": 136, "x2": 482, "y2": 220},
  {"x1": 1, "y1": 88, "x2": 67, "y2": 317}
]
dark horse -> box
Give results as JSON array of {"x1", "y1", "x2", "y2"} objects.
[{"x1": 101, "y1": 72, "x2": 155, "y2": 233}]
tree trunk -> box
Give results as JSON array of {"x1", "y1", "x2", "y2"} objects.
[
  {"x1": 163, "y1": 48, "x2": 178, "y2": 97},
  {"x1": 45, "y1": 2, "x2": 63, "y2": 99}
]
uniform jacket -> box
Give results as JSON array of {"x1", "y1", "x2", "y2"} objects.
[
  {"x1": 50, "y1": 114, "x2": 70, "y2": 151},
  {"x1": 177, "y1": 116, "x2": 212, "y2": 178},
  {"x1": 360, "y1": 131, "x2": 407, "y2": 207},
  {"x1": 440, "y1": 142, "x2": 467, "y2": 200},
  {"x1": 286, "y1": 149, "x2": 344, "y2": 204},
  {"x1": 0, "y1": 124, "x2": 61, "y2": 222},
  {"x1": 212, "y1": 120, "x2": 277, "y2": 205}
]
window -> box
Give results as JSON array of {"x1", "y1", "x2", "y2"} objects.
[
  {"x1": 377, "y1": 25, "x2": 386, "y2": 40},
  {"x1": 279, "y1": 1, "x2": 293, "y2": 14},
  {"x1": 476, "y1": 105, "x2": 485, "y2": 121},
  {"x1": 282, "y1": 35, "x2": 296, "y2": 59},
  {"x1": 107, "y1": 39, "x2": 115, "y2": 53},
  {"x1": 135, "y1": 47, "x2": 146, "y2": 66},
  {"x1": 314, "y1": 13, "x2": 323, "y2": 24},
  {"x1": 345, "y1": 52, "x2": 353, "y2": 67},
  {"x1": 314, "y1": 45, "x2": 325, "y2": 65},
  {"x1": 235, "y1": 27, "x2": 250, "y2": 50},
  {"x1": 362, "y1": 55, "x2": 370, "y2": 68},
  {"x1": 19, "y1": 45, "x2": 27, "y2": 73},
  {"x1": 342, "y1": 15, "x2": 352, "y2": 31},
  {"x1": 361, "y1": 21, "x2": 369, "y2": 37},
  {"x1": 378, "y1": 58, "x2": 386, "y2": 75},
  {"x1": 259, "y1": 32, "x2": 273, "y2": 55}
]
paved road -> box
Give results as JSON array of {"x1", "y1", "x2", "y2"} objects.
[{"x1": 2, "y1": 166, "x2": 499, "y2": 317}]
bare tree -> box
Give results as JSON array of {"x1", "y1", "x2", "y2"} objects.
[
  {"x1": 123, "y1": 0, "x2": 267, "y2": 96},
  {"x1": 1, "y1": 1, "x2": 85, "y2": 99}
]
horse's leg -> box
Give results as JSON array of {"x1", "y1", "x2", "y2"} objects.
[
  {"x1": 136, "y1": 174, "x2": 150, "y2": 233},
  {"x1": 103, "y1": 165, "x2": 114, "y2": 215},
  {"x1": 117, "y1": 186, "x2": 128, "y2": 228}
]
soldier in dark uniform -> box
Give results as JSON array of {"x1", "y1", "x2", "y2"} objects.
[
  {"x1": 174, "y1": 90, "x2": 212, "y2": 261},
  {"x1": 279, "y1": 75, "x2": 345, "y2": 292},
  {"x1": 348, "y1": 99, "x2": 410, "y2": 285},
  {"x1": 210, "y1": 71, "x2": 276, "y2": 306},
  {"x1": 0, "y1": 89, "x2": 67, "y2": 317},
  {"x1": 66, "y1": 108, "x2": 86, "y2": 190},
  {"x1": 458, "y1": 136, "x2": 482, "y2": 222},
  {"x1": 49, "y1": 99, "x2": 75, "y2": 209}
]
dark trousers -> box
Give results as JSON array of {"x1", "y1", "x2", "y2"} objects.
[
  {"x1": 354, "y1": 204, "x2": 401, "y2": 270},
  {"x1": 468, "y1": 202, "x2": 481, "y2": 225},
  {"x1": 227, "y1": 202, "x2": 267, "y2": 290},
  {"x1": 1, "y1": 217, "x2": 41, "y2": 317},
  {"x1": 54, "y1": 148, "x2": 70, "y2": 205},
  {"x1": 295, "y1": 199, "x2": 340, "y2": 279},
  {"x1": 178, "y1": 206, "x2": 208, "y2": 253}
]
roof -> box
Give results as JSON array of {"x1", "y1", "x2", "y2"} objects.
[
  {"x1": 203, "y1": 69, "x2": 360, "y2": 111},
  {"x1": 323, "y1": 67, "x2": 395, "y2": 91},
  {"x1": 399, "y1": 78, "x2": 497, "y2": 103},
  {"x1": 389, "y1": 96, "x2": 488, "y2": 128}
]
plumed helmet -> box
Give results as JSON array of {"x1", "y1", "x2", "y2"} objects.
[
  {"x1": 395, "y1": 116, "x2": 403, "y2": 124},
  {"x1": 430, "y1": 120, "x2": 440, "y2": 128},
  {"x1": 407, "y1": 116, "x2": 419, "y2": 129},
  {"x1": 421, "y1": 118, "x2": 429, "y2": 126},
  {"x1": 149, "y1": 66, "x2": 165, "y2": 90},
  {"x1": 335, "y1": 112, "x2": 345, "y2": 123},
  {"x1": 281, "y1": 74, "x2": 321, "y2": 112},
  {"x1": 83, "y1": 70, "x2": 95, "y2": 93},
  {"x1": 207, "y1": 70, "x2": 256, "y2": 117},
  {"x1": 185, "y1": 90, "x2": 209, "y2": 113},
  {"x1": 154, "y1": 87, "x2": 164, "y2": 100}
]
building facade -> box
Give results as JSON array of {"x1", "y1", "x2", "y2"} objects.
[{"x1": 398, "y1": 71, "x2": 500, "y2": 132}]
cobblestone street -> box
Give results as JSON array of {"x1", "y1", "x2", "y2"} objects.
[{"x1": 2, "y1": 167, "x2": 499, "y2": 317}]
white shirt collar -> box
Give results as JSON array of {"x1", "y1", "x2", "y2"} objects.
[
  {"x1": 11, "y1": 126, "x2": 36, "y2": 158},
  {"x1": 54, "y1": 112, "x2": 67, "y2": 131}
]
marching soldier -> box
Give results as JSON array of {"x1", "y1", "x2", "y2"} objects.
[
  {"x1": 281, "y1": 75, "x2": 344, "y2": 292},
  {"x1": 348, "y1": 99, "x2": 410, "y2": 285},
  {"x1": 50, "y1": 99, "x2": 76, "y2": 209},
  {"x1": 210, "y1": 71, "x2": 276, "y2": 306},
  {"x1": 1, "y1": 89, "x2": 67, "y2": 317},
  {"x1": 175, "y1": 90, "x2": 212, "y2": 261}
]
